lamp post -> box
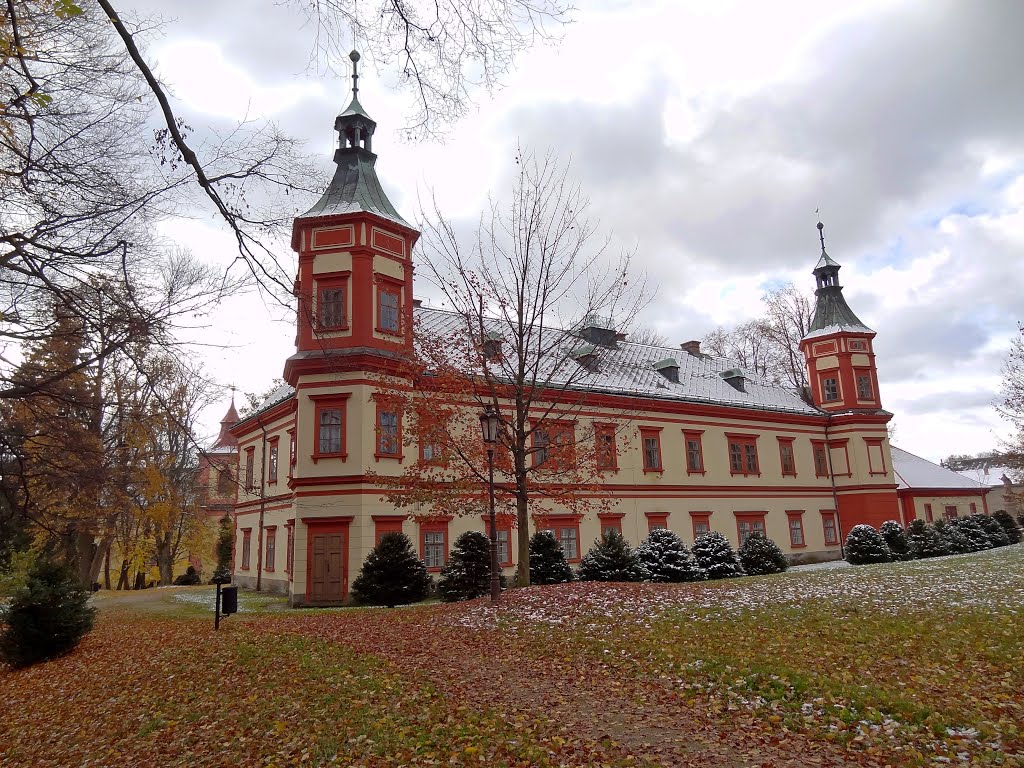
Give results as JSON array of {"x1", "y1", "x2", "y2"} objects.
[{"x1": 479, "y1": 406, "x2": 501, "y2": 603}]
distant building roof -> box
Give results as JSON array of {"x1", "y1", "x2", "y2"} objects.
[
  {"x1": 211, "y1": 399, "x2": 240, "y2": 452},
  {"x1": 891, "y1": 446, "x2": 989, "y2": 491}
]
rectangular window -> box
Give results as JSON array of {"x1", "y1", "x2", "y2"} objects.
[
  {"x1": 856, "y1": 374, "x2": 873, "y2": 400},
  {"x1": 558, "y1": 526, "x2": 578, "y2": 561},
  {"x1": 375, "y1": 516, "x2": 404, "y2": 544},
  {"x1": 778, "y1": 438, "x2": 796, "y2": 477},
  {"x1": 420, "y1": 441, "x2": 442, "y2": 463},
  {"x1": 690, "y1": 512, "x2": 711, "y2": 540},
  {"x1": 377, "y1": 409, "x2": 400, "y2": 456},
  {"x1": 823, "y1": 377, "x2": 839, "y2": 401},
  {"x1": 736, "y1": 514, "x2": 766, "y2": 546},
  {"x1": 849, "y1": 339, "x2": 867, "y2": 351},
  {"x1": 599, "y1": 514, "x2": 623, "y2": 539},
  {"x1": 640, "y1": 427, "x2": 663, "y2": 473},
  {"x1": 241, "y1": 528, "x2": 252, "y2": 569},
  {"x1": 646, "y1": 512, "x2": 669, "y2": 532},
  {"x1": 379, "y1": 288, "x2": 400, "y2": 333},
  {"x1": 595, "y1": 423, "x2": 618, "y2": 471},
  {"x1": 684, "y1": 430, "x2": 705, "y2": 474},
  {"x1": 812, "y1": 441, "x2": 829, "y2": 478},
  {"x1": 821, "y1": 512, "x2": 839, "y2": 545},
  {"x1": 787, "y1": 512, "x2": 805, "y2": 547},
  {"x1": 497, "y1": 529, "x2": 510, "y2": 567},
  {"x1": 286, "y1": 524, "x2": 294, "y2": 576},
  {"x1": 533, "y1": 422, "x2": 574, "y2": 470},
  {"x1": 319, "y1": 408, "x2": 343, "y2": 455},
  {"x1": 423, "y1": 531, "x2": 445, "y2": 568},
  {"x1": 944, "y1": 505, "x2": 957, "y2": 520},
  {"x1": 319, "y1": 286, "x2": 346, "y2": 329},
  {"x1": 289, "y1": 430, "x2": 296, "y2": 467},
  {"x1": 268, "y1": 440, "x2": 279, "y2": 484},
  {"x1": 265, "y1": 527, "x2": 276, "y2": 571},
  {"x1": 727, "y1": 434, "x2": 759, "y2": 476},
  {"x1": 245, "y1": 447, "x2": 255, "y2": 491},
  {"x1": 969, "y1": 502, "x2": 977, "y2": 514},
  {"x1": 924, "y1": 503, "x2": 933, "y2": 522}
]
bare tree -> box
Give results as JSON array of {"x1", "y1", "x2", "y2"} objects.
[
  {"x1": 998, "y1": 323, "x2": 1024, "y2": 478},
  {"x1": 376, "y1": 148, "x2": 650, "y2": 586}
]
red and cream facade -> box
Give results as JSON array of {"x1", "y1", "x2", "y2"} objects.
[{"x1": 227, "y1": 72, "x2": 987, "y2": 605}]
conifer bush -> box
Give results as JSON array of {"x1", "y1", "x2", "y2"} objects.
[
  {"x1": 0, "y1": 558, "x2": 96, "y2": 668},
  {"x1": 972, "y1": 514, "x2": 1010, "y2": 547},
  {"x1": 950, "y1": 516, "x2": 992, "y2": 552},
  {"x1": 906, "y1": 519, "x2": 948, "y2": 559},
  {"x1": 691, "y1": 532, "x2": 745, "y2": 579},
  {"x1": 528, "y1": 530, "x2": 573, "y2": 585},
  {"x1": 844, "y1": 524, "x2": 891, "y2": 565},
  {"x1": 578, "y1": 532, "x2": 642, "y2": 582},
  {"x1": 879, "y1": 520, "x2": 913, "y2": 561},
  {"x1": 635, "y1": 528, "x2": 706, "y2": 583},
  {"x1": 437, "y1": 531, "x2": 504, "y2": 602},
  {"x1": 992, "y1": 510, "x2": 1023, "y2": 545},
  {"x1": 173, "y1": 565, "x2": 202, "y2": 586},
  {"x1": 737, "y1": 532, "x2": 789, "y2": 575},
  {"x1": 351, "y1": 532, "x2": 431, "y2": 607},
  {"x1": 933, "y1": 519, "x2": 969, "y2": 555},
  {"x1": 211, "y1": 514, "x2": 234, "y2": 583}
]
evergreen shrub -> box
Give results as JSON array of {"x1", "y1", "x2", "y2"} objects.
[
  {"x1": 879, "y1": 520, "x2": 913, "y2": 561},
  {"x1": 635, "y1": 528, "x2": 705, "y2": 583},
  {"x1": 933, "y1": 519, "x2": 969, "y2": 554},
  {"x1": 173, "y1": 565, "x2": 202, "y2": 586},
  {"x1": 528, "y1": 531, "x2": 573, "y2": 585},
  {"x1": 437, "y1": 531, "x2": 504, "y2": 602},
  {"x1": 692, "y1": 532, "x2": 745, "y2": 579},
  {"x1": 992, "y1": 510, "x2": 1022, "y2": 545},
  {"x1": 906, "y1": 519, "x2": 947, "y2": 559},
  {"x1": 949, "y1": 517, "x2": 992, "y2": 552},
  {"x1": 211, "y1": 515, "x2": 233, "y2": 583},
  {"x1": 578, "y1": 532, "x2": 641, "y2": 582},
  {"x1": 972, "y1": 514, "x2": 1010, "y2": 547},
  {"x1": 351, "y1": 532, "x2": 431, "y2": 607},
  {"x1": 0, "y1": 558, "x2": 97, "y2": 668},
  {"x1": 737, "y1": 532, "x2": 789, "y2": 576},
  {"x1": 844, "y1": 524, "x2": 892, "y2": 565}
]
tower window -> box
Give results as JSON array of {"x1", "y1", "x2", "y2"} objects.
[
  {"x1": 319, "y1": 287, "x2": 346, "y2": 329},
  {"x1": 823, "y1": 377, "x2": 839, "y2": 402},
  {"x1": 378, "y1": 287, "x2": 400, "y2": 333},
  {"x1": 377, "y1": 410, "x2": 399, "y2": 455},
  {"x1": 857, "y1": 374, "x2": 873, "y2": 400},
  {"x1": 318, "y1": 408, "x2": 343, "y2": 454}
]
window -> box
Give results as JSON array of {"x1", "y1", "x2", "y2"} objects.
[
  {"x1": 318, "y1": 286, "x2": 346, "y2": 329},
  {"x1": 265, "y1": 527, "x2": 276, "y2": 571},
  {"x1": 311, "y1": 393, "x2": 351, "y2": 460},
  {"x1": 533, "y1": 422, "x2": 574, "y2": 470},
  {"x1": 646, "y1": 512, "x2": 669, "y2": 532},
  {"x1": 241, "y1": 528, "x2": 252, "y2": 569},
  {"x1": 419, "y1": 518, "x2": 451, "y2": 571},
  {"x1": 377, "y1": 409, "x2": 400, "y2": 457},
  {"x1": 558, "y1": 526, "x2": 578, "y2": 560},
  {"x1": 319, "y1": 409, "x2": 343, "y2": 454},
  {"x1": 289, "y1": 430, "x2": 296, "y2": 467},
  {"x1": 778, "y1": 438, "x2": 796, "y2": 477},
  {"x1": 865, "y1": 437, "x2": 886, "y2": 476},
  {"x1": 735, "y1": 513, "x2": 766, "y2": 546},
  {"x1": 374, "y1": 516, "x2": 404, "y2": 544},
  {"x1": 496, "y1": 529, "x2": 510, "y2": 566},
  {"x1": 856, "y1": 374, "x2": 873, "y2": 400},
  {"x1": 690, "y1": 512, "x2": 711, "y2": 540},
  {"x1": 217, "y1": 469, "x2": 232, "y2": 495},
  {"x1": 244, "y1": 447, "x2": 255, "y2": 491},
  {"x1": 286, "y1": 523, "x2": 294, "y2": 576},
  {"x1": 924, "y1": 503, "x2": 934, "y2": 522},
  {"x1": 787, "y1": 511, "x2": 805, "y2": 547},
  {"x1": 420, "y1": 441, "x2": 442, "y2": 464},
  {"x1": 684, "y1": 430, "x2": 705, "y2": 474},
  {"x1": 268, "y1": 439, "x2": 279, "y2": 484},
  {"x1": 969, "y1": 502, "x2": 977, "y2": 514},
  {"x1": 812, "y1": 441, "x2": 829, "y2": 478},
  {"x1": 849, "y1": 339, "x2": 867, "y2": 351},
  {"x1": 821, "y1": 512, "x2": 839, "y2": 545},
  {"x1": 640, "y1": 427, "x2": 663, "y2": 473},
  {"x1": 594, "y1": 423, "x2": 618, "y2": 471},
  {"x1": 599, "y1": 513, "x2": 624, "y2": 539},
  {"x1": 376, "y1": 279, "x2": 402, "y2": 334},
  {"x1": 823, "y1": 377, "x2": 839, "y2": 402},
  {"x1": 944, "y1": 505, "x2": 958, "y2": 520},
  {"x1": 726, "y1": 434, "x2": 759, "y2": 476}
]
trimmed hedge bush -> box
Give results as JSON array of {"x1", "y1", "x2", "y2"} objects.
[
  {"x1": 529, "y1": 531, "x2": 573, "y2": 585},
  {"x1": 879, "y1": 520, "x2": 913, "y2": 561},
  {"x1": 737, "y1": 532, "x2": 789, "y2": 576},
  {"x1": 635, "y1": 528, "x2": 706, "y2": 583},
  {"x1": 437, "y1": 531, "x2": 505, "y2": 602},
  {"x1": 351, "y1": 532, "x2": 431, "y2": 607},
  {"x1": 692, "y1": 532, "x2": 745, "y2": 579},
  {"x1": 992, "y1": 510, "x2": 1022, "y2": 545},
  {"x1": 973, "y1": 514, "x2": 1010, "y2": 547},
  {"x1": 579, "y1": 532, "x2": 642, "y2": 582},
  {"x1": 845, "y1": 524, "x2": 891, "y2": 565}
]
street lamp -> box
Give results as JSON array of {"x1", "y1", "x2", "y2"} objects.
[{"x1": 479, "y1": 406, "x2": 501, "y2": 603}]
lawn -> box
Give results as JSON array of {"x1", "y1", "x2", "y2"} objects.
[{"x1": 1, "y1": 547, "x2": 1022, "y2": 767}]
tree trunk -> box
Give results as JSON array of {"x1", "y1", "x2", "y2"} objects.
[
  {"x1": 103, "y1": 543, "x2": 111, "y2": 590},
  {"x1": 155, "y1": 532, "x2": 173, "y2": 585},
  {"x1": 86, "y1": 535, "x2": 111, "y2": 587},
  {"x1": 515, "y1": 476, "x2": 531, "y2": 587},
  {"x1": 117, "y1": 559, "x2": 130, "y2": 590}
]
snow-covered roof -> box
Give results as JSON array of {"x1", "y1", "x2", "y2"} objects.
[
  {"x1": 891, "y1": 446, "x2": 990, "y2": 491},
  {"x1": 956, "y1": 464, "x2": 1020, "y2": 487},
  {"x1": 802, "y1": 322, "x2": 875, "y2": 341}
]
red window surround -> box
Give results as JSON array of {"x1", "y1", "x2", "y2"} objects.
[
  {"x1": 264, "y1": 526, "x2": 277, "y2": 572},
  {"x1": 689, "y1": 511, "x2": 712, "y2": 541},
  {"x1": 374, "y1": 395, "x2": 404, "y2": 462},
  {"x1": 598, "y1": 512, "x2": 625, "y2": 539},
  {"x1": 969, "y1": 502, "x2": 977, "y2": 514},
  {"x1": 944, "y1": 505, "x2": 957, "y2": 520},
  {"x1": 419, "y1": 516, "x2": 452, "y2": 571},
  {"x1": 639, "y1": 427, "x2": 664, "y2": 473},
  {"x1": 267, "y1": 436, "x2": 280, "y2": 485},
  {"x1": 865, "y1": 437, "x2": 886, "y2": 476},
  {"x1": 734, "y1": 512, "x2": 767, "y2": 546},
  {"x1": 811, "y1": 440, "x2": 829, "y2": 478},
  {"x1": 373, "y1": 514, "x2": 406, "y2": 544},
  {"x1": 315, "y1": 271, "x2": 350, "y2": 331},
  {"x1": 820, "y1": 510, "x2": 839, "y2": 546},
  {"x1": 820, "y1": 373, "x2": 840, "y2": 403},
  {"x1": 479, "y1": 514, "x2": 515, "y2": 567},
  {"x1": 786, "y1": 511, "x2": 805, "y2": 548},
  {"x1": 777, "y1": 437, "x2": 797, "y2": 477},
  {"x1": 285, "y1": 520, "x2": 294, "y2": 578},
  {"x1": 924, "y1": 503, "x2": 934, "y2": 522},
  {"x1": 726, "y1": 433, "x2": 760, "y2": 477},
  {"x1": 310, "y1": 393, "x2": 351, "y2": 463},
  {"x1": 537, "y1": 514, "x2": 583, "y2": 563},
  {"x1": 645, "y1": 511, "x2": 669, "y2": 533},
  {"x1": 240, "y1": 528, "x2": 252, "y2": 570},
  {"x1": 829, "y1": 439, "x2": 853, "y2": 478},
  {"x1": 288, "y1": 429, "x2": 297, "y2": 469},
  {"x1": 375, "y1": 275, "x2": 404, "y2": 335},
  {"x1": 854, "y1": 368, "x2": 875, "y2": 402},
  {"x1": 594, "y1": 422, "x2": 618, "y2": 471},
  {"x1": 683, "y1": 430, "x2": 706, "y2": 475},
  {"x1": 532, "y1": 420, "x2": 576, "y2": 470},
  {"x1": 244, "y1": 446, "x2": 255, "y2": 492}
]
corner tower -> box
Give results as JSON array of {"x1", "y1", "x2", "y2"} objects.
[
  {"x1": 286, "y1": 50, "x2": 420, "y2": 384},
  {"x1": 799, "y1": 222, "x2": 881, "y2": 412}
]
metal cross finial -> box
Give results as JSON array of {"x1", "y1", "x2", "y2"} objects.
[
  {"x1": 817, "y1": 218, "x2": 826, "y2": 252},
  {"x1": 350, "y1": 50, "x2": 360, "y2": 97}
]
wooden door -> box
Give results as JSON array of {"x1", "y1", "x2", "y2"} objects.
[{"x1": 310, "y1": 533, "x2": 346, "y2": 602}]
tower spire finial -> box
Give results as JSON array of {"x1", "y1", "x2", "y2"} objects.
[
  {"x1": 817, "y1": 219, "x2": 826, "y2": 252},
  {"x1": 350, "y1": 50, "x2": 360, "y2": 98}
]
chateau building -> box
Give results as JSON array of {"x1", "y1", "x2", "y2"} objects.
[{"x1": 228, "y1": 56, "x2": 988, "y2": 604}]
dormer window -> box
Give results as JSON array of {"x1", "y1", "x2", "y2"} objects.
[
  {"x1": 720, "y1": 368, "x2": 746, "y2": 392},
  {"x1": 482, "y1": 331, "x2": 503, "y2": 361},
  {"x1": 653, "y1": 358, "x2": 680, "y2": 384},
  {"x1": 573, "y1": 344, "x2": 600, "y2": 373}
]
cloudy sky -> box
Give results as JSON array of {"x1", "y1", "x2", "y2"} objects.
[{"x1": 124, "y1": 0, "x2": 1023, "y2": 464}]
